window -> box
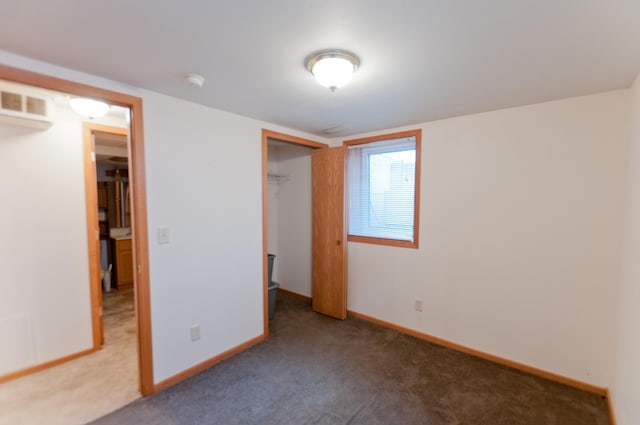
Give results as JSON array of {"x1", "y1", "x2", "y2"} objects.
[{"x1": 345, "y1": 129, "x2": 421, "y2": 248}]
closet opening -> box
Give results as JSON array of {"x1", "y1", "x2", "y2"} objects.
[{"x1": 261, "y1": 130, "x2": 328, "y2": 335}]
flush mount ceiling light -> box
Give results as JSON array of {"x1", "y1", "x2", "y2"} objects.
[
  {"x1": 305, "y1": 49, "x2": 360, "y2": 92},
  {"x1": 69, "y1": 97, "x2": 109, "y2": 119}
]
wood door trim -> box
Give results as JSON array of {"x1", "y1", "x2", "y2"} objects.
[
  {"x1": 261, "y1": 129, "x2": 327, "y2": 336},
  {"x1": 87, "y1": 124, "x2": 129, "y2": 135},
  {"x1": 82, "y1": 124, "x2": 100, "y2": 348},
  {"x1": 0, "y1": 65, "x2": 154, "y2": 396},
  {"x1": 343, "y1": 129, "x2": 421, "y2": 146},
  {"x1": 0, "y1": 65, "x2": 142, "y2": 107},
  {"x1": 262, "y1": 129, "x2": 329, "y2": 149},
  {"x1": 605, "y1": 389, "x2": 617, "y2": 425},
  {"x1": 128, "y1": 95, "x2": 154, "y2": 396}
]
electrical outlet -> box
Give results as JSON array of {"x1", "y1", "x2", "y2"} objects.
[
  {"x1": 190, "y1": 324, "x2": 201, "y2": 342},
  {"x1": 415, "y1": 298, "x2": 423, "y2": 312}
]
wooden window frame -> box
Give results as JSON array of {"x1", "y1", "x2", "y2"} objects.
[{"x1": 344, "y1": 129, "x2": 421, "y2": 249}]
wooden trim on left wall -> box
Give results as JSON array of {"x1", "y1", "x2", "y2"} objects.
[
  {"x1": 0, "y1": 65, "x2": 154, "y2": 396},
  {"x1": 0, "y1": 347, "x2": 97, "y2": 384},
  {"x1": 154, "y1": 335, "x2": 265, "y2": 393}
]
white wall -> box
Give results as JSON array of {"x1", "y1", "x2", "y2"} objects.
[
  {"x1": 611, "y1": 73, "x2": 640, "y2": 424},
  {"x1": 0, "y1": 50, "x2": 328, "y2": 383},
  {"x1": 137, "y1": 91, "x2": 326, "y2": 382},
  {"x1": 342, "y1": 91, "x2": 630, "y2": 387},
  {"x1": 0, "y1": 99, "x2": 93, "y2": 375},
  {"x1": 274, "y1": 145, "x2": 313, "y2": 296},
  {"x1": 143, "y1": 92, "x2": 269, "y2": 381},
  {"x1": 2, "y1": 49, "x2": 633, "y2": 394}
]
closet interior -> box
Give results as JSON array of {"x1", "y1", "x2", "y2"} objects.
[{"x1": 266, "y1": 139, "x2": 315, "y2": 303}]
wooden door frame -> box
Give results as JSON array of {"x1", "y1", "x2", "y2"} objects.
[
  {"x1": 0, "y1": 65, "x2": 155, "y2": 396},
  {"x1": 261, "y1": 129, "x2": 328, "y2": 336},
  {"x1": 83, "y1": 124, "x2": 130, "y2": 349}
]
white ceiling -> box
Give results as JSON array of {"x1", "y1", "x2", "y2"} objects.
[{"x1": 1, "y1": 1, "x2": 639, "y2": 137}]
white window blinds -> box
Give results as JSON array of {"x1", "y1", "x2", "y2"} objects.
[{"x1": 347, "y1": 136, "x2": 417, "y2": 242}]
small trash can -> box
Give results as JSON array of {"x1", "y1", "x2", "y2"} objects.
[
  {"x1": 267, "y1": 253, "x2": 278, "y2": 319},
  {"x1": 267, "y1": 254, "x2": 275, "y2": 283},
  {"x1": 268, "y1": 281, "x2": 279, "y2": 320},
  {"x1": 102, "y1": 264, "x2": 112, "y2": 292}
]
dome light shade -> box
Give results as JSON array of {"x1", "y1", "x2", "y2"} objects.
[
  {"x1": 69, "y1": 97, "x2": 110, "y2": 118},
  {"x1": 305, "y1": 50, "x2": 360, "y2": 91}
]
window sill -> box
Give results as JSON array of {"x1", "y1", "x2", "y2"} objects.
[{"x1": 347, "y1": 235, "x2": 418, "y2": 249}]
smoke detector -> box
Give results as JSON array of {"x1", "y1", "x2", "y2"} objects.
[{"x1": 185, "y1": 74, "x2": 205, "y2": 88}]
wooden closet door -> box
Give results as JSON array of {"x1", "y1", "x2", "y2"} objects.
[{"x1": 312, "y1": 146, "x2": 347, "y2": 319}]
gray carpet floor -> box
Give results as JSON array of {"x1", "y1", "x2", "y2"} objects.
[{"x1": 89, "y1": 293, "x2": 610, "y2": 425}]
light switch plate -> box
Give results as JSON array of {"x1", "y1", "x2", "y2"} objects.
[
  {"x1": 190, "y1": 324, "x2": 201, "y2": 342},
  {"x1": 157, "y1": 226, "x2": 170, "y2": 244}
]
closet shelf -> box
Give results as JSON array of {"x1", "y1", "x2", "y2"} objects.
[{"x1": 267, "y1": 172, "x2": 290, "y2": 184}]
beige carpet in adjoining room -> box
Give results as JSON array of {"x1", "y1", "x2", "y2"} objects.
[{"x1": 0, "y1": 288, "x2": 139, "y2": 425}]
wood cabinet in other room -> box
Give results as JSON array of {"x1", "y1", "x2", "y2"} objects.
[
  {"x1": 97, "y1": 182, "x2": 108, "y2": 208},
  {"x1": 113, "y1": 238, "x2": 134, "y2": 289}
]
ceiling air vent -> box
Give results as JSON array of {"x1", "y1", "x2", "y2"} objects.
[
  {"x1": 322, "y1": 125, "x2": 349, "y2": 135},
  {"x1": 0, "y1": 84, "x2": 54, "y2": 130}
]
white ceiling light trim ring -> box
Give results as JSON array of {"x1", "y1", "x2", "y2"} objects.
[
  {"x1": 69, "y1": 97, "x2": 110, "y2": 119},
  {"x1": 305, "y1": 49, "x2": 360, "y2": 92}
]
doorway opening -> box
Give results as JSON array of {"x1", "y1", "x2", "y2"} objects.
[
  {"x1": 0, "y1": 65, "x2": 153, "y2": 402},
  {"x1": 84, "y1": 123, "x2": 133, "y2": 350},
  {"x1": 261, "y1": 130, "x2": 329, "y2": 335}
]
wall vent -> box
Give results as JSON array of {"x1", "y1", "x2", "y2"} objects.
[{"x1": 0, "y1": 84, "x2": 54, "y2": 130}]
